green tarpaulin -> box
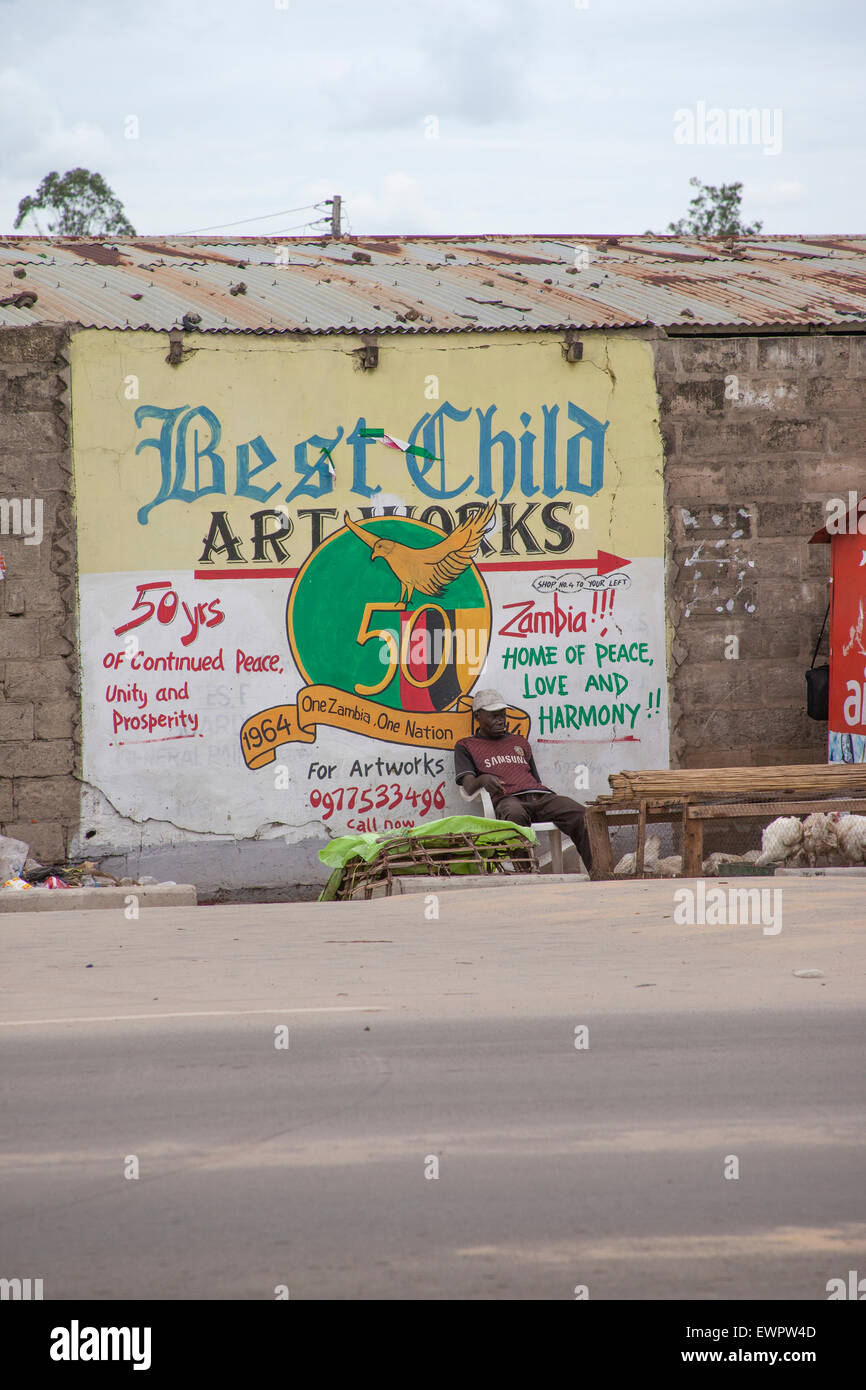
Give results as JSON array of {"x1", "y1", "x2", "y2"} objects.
[{"x1": 317, "y1": 815, "x2": 537, "y2": 901}]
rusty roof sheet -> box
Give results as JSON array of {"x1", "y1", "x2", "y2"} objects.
[{"x1": 1, "y1": 233, "x2": 865, "y2": 334}]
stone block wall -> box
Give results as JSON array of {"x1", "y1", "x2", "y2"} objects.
[
  {"x1": 0, "y1": 326, "x2": 79, "y2": 862},
  {"x1": 3, "y1": 321, "x2": 866, "y2": 875},
  {"x1": 656, "y1": 331, "x2": 866, "y2": 768}
]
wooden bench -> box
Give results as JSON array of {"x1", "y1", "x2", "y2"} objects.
[{"x1": 584, "y1": 765, "x2": 866, "y2": 878}]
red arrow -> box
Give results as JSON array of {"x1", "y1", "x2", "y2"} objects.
[
  {"x1": 478, "y1": 550, "x2": 630, "y2": 576},
  {"x1": 196, "y1": 551, "x2": 632, "y2": 582}
]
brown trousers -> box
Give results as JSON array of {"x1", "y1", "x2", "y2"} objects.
[{"x1": 494, "y1": 791, "x2": 593, "y2": 871}]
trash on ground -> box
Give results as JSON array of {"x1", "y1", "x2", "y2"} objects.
[{"x1": 0, "y1": 835, "x2": 30, "y2": 882}]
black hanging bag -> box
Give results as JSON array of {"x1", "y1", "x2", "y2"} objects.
[{"x1": 805, "y1": 603, "x2": 830, "y2": 721}]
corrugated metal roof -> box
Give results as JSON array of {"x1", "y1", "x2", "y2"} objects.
[{"x1": 1, "y1": 233, "x2": 865, "y2": 334}]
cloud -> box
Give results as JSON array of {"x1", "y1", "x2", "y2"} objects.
[
  {"x1": 0, "y1": 66, "x2": 113, "y2": 224},
  {"x1": 320, "y1": 0, "x2": 545, "y2": 134},
  {"x1": 0, "y1": 0, "x2": 862, "y2": 237},
  {"x1": 341, "y1": 172, "x2": 439, "y2": 234},
  {"x1": 747, "y1": 179, "x2": 808, "y2": 205}
]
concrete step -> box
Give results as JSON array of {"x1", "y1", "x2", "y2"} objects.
[
  {"x1": 775, "y1": 866, "x2": 866, "y2": 877},
  {"x1": 338, "y1": 872, "x2": 589, "y2": 899},
  {"x1": 0, "y1": 884, "x2": 197, "y2": 913}
]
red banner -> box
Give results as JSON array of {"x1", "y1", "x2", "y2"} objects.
[{"x1": 829, "y1": 531, "x2": 866, "y2": 736}]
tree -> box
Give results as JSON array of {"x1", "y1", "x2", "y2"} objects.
[
  {"x1": 668, "y1": 178, "x2": 762, "y2": 238},
  {"x1": 14, "y1": 168, "x2": 136, "y2": 237}
]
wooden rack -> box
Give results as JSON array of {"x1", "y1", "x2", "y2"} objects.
[{"x1": 585, "y1": 764, "x2": 866, "y2": 879}]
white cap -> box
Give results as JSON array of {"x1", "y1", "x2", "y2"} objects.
[{"x1": 472, "y1": 689, "x2": 507, "y2": 712}]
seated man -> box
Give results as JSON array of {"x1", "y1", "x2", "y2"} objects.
[{"x1": 454, "y1": 689, "x2": 592, "y2": 871}]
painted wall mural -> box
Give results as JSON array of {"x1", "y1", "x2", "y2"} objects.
[{"x1": 69, "y1": 329, "x2": 668, "y2": 851}]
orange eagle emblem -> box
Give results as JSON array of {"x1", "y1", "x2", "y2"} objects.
[{"x1": 343, "y1": 501, "x2": 496, "y2": 604}]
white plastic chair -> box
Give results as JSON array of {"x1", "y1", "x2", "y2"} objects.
[{"x1": 458, "y1": 783, "x2": 564, "y2": 873}]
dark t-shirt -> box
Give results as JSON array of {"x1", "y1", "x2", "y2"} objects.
[{"x1": 454, "y1": 733, "x2": 550, "y2": 802}]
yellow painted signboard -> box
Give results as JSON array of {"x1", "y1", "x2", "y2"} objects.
[{"x1": 70, "y1": 328, "x2": 667, "y2": 847}]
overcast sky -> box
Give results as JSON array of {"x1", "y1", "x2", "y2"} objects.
[{"x1": 1, "y1": 0, "x2": 863, "y2": 239}]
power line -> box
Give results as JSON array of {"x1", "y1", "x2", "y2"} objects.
[
  {"x1": 270, "y1": 216, "x2": 331, "y2": 235},
  {"x1": 181, "y1": 203, "x2": 323, "y2": 234}
]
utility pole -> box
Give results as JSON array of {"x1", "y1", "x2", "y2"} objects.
[{"x1": 327, "y1": 195, "x2": 342, "y2": 239}]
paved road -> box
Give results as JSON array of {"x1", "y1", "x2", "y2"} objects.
[{"x1": 1, "y1": 879, "x2": 865, "y2": 1300}]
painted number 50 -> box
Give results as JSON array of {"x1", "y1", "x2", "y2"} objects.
[{"x1": 354, "y1": 602, "x2": 451, "y2": 696}]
